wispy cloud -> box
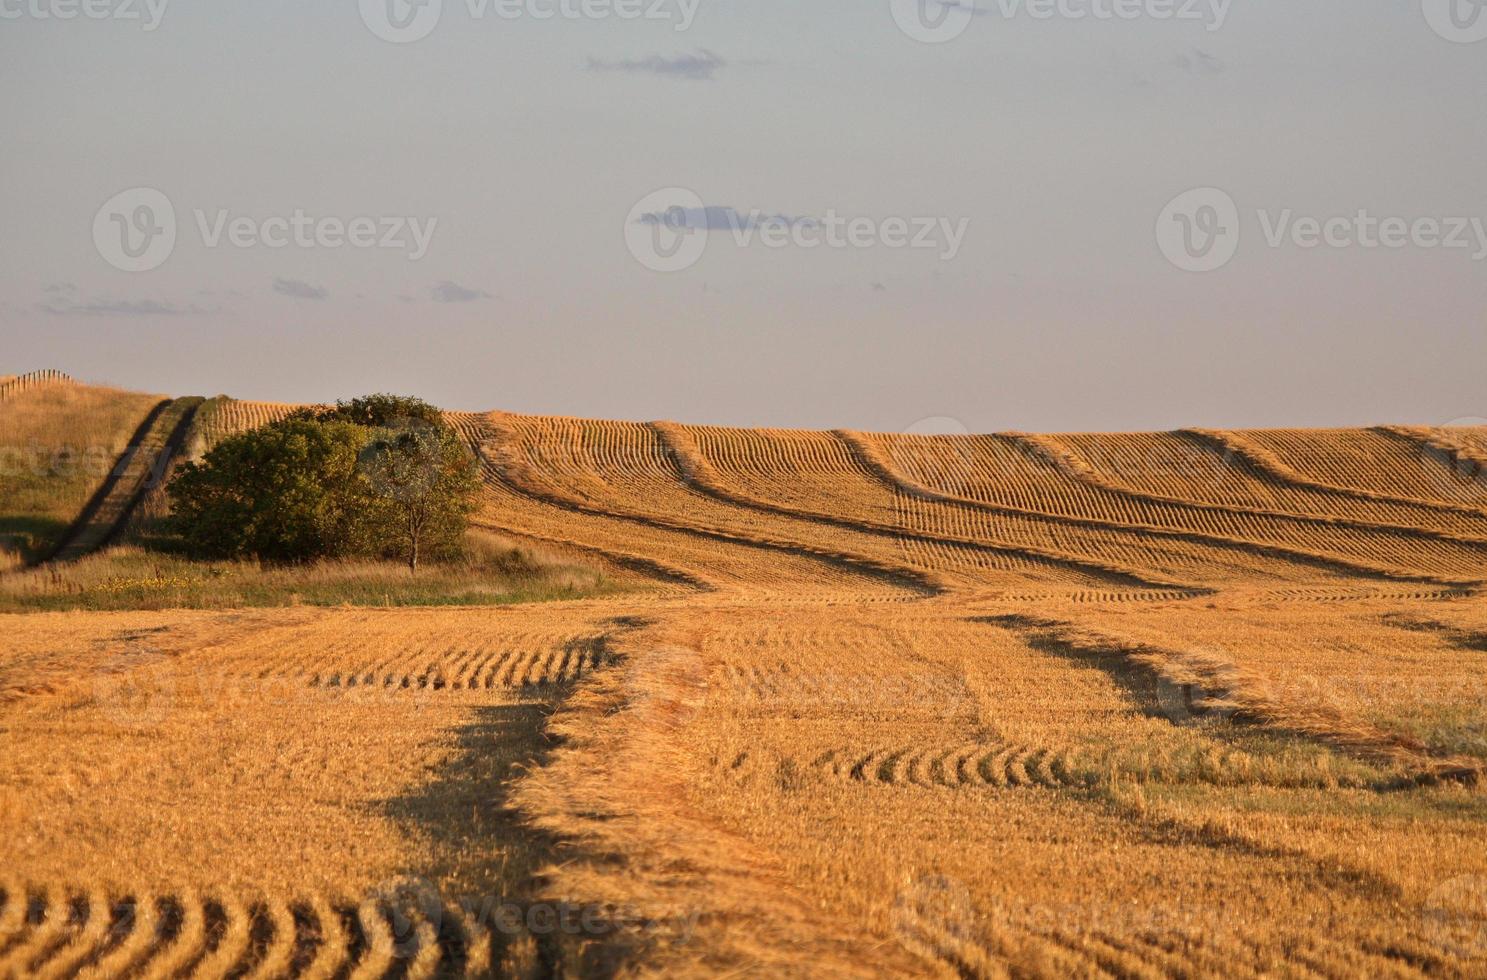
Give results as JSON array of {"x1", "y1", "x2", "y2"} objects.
[
  {"x1": 40, "y1": 297, "x2": 203, "y2": 317},
  {"x1": 587, "y1": 50, "x2": 726, "y2": 82},
  {"x1": 273, "y1": 277, "x2": 328, "y2": 300},
  {"x1": 1173, "y1": 48, "x2": 1225, "y2": 75},
  {"x1": 637, "y1": 205, "x2": 811, "y2": 232},
  {"x1": 430, "y1": 281, "x2": 492, "y2": 303}
]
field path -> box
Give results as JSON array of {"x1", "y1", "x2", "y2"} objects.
[{"x1": 44, "y1": 397, "x2": 203, "y2": 563}]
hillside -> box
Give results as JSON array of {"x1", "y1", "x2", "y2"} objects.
[
  {"x1": 0, "y1": 373, "x2": 167, "y2": 568},
  {"x1": 0, "y1": 376, "x2": 1485, "y2": 977}
]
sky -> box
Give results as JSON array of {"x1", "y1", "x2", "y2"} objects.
[{"x1": 2, "y1": 0, "x2": 1485, "y2": 434}]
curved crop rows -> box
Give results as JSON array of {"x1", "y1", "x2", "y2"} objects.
[
  {"x1": 192, "y1": 399, "x2": 312, "y2": 453},
  {"x1": 454, "y1": 410, "x2": 1484, "y2": 600},
  {"x1": 451, "y1": 412, "x2": 946, "y2": 601},
  {"x1": 12, "y1": 401, "x2": 1487, "y2": 978},
  {"x1": 1193, "y1": 427, "x2": 1487, "y2": 518},
  {"x1": 668, "y1": 421, "x2": 1314, "y2": 591},
  {"x1": 0, "y1": 882, "x2": 499, "y2": 980},
  {"x1": 858, "y1": 430, "x2": 1487, "y2": 585},
  {"x1": 1020, "y1": 431, "x2": 1487, "y2": 554},
  {"x1": 845, "y1": 430, "x2": 1482, "y2": 588},
  {"x1": 818, "y1": 742, "x2": 1082, "y2": 789},
  {"x1": 1053, "y1": 430, "x2": 1487, "y2": 538}
]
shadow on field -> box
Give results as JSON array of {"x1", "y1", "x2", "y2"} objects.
[
  {"x1": 381, "y1": 692, "x2": 620, "y2": 978},
  {"x1": 974, "y1": 615, "x2": 1179, "y2": 721}
]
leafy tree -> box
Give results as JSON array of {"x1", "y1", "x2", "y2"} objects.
[
  {"x1": 168, "y1": 419, "x2": 374, "y2": 562},
  {"x1": 358, "y1": 423, "x2": 478, "y2": 572},
  {"x1": 169, "y1": 398, "x2": 478, "y2": 570},
  {"x1": 293, "y1": 394, "x2": 445, "y2": 430}
]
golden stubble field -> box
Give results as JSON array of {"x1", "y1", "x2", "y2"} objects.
[{"x1": 2, "y1": 388, "x2": 1486, "y2": 977}]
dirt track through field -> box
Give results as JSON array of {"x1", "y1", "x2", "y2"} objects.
[{"x1": 45, "y1": 397, "x2": 203, "y2": 564}]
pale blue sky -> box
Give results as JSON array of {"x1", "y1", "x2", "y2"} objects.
[{"x1": 2, "y1": 1, "x2": 1484, "y2": 431}]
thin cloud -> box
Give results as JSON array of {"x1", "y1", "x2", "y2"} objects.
[
  {"x1": 40, "y1": 297, "x2": 200, "y2": 317},
  {"x1": 1174, "y1": 48, "x2": 1225, "y2": 75},
  {"x1": 430, "y1": 281, "x2": 492, "y2": 303},
  {"x1": 273, "y1": 278, "x2": 328, "y2": 300},
  {"x1": 587, "y1": 50, "x2": 727, "y2": 82},
  {"x1": 637, "y1": 205, "x2": 811, "y2": 232}
]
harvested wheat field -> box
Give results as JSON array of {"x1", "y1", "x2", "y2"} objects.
[{"x1": 2, "y1": 387, "x2": 1487, "y2": 978}]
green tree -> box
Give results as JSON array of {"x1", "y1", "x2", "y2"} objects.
[
  {"x1": 358, "y1": 424, "x2": 479, "y2": 572},
  {"x1": 169, "y1": 398, "x2": 479, "y2": 569},
  {"x1": 168, "y1": 419, "x2": 375, "y2": 562},
  {"x1": 293, "y1": 394, "x2": 445, "y2": 430}
]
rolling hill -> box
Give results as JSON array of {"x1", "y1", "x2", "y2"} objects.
[{"x1": 0, "y1": 373, "x2": 1484, "y2": 977}]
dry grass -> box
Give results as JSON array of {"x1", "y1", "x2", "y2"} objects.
[
  {"x1": 0, "y1": 382, "x2": 164, "y2": 567},
  {"x1": 0, "y1": 601, "x2": 648, "y2": 975},
  {"x1": 0, "y1": 531, "x2": 638, "y2": 612},
  {"x1": 2, "y1": 398, "x2": 1486, "y2": 976}
]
